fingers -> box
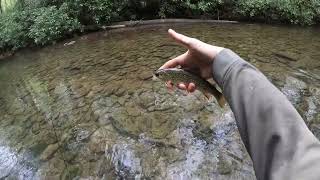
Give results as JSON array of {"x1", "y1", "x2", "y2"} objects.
[
  {"x1": 168, "y1": 29, "x2": 194, "y2": 48},
  {"x1": 178, "y1": 83, "x2": 187, "y2": 90},
  {"x1": 165, "y1": 81, "x2": 196, "y2": 93},
  {"x1": 160, "y1": 52, "x2": 187, "y2": 69},
  {"x1": 187, "y1": 83, "x2": 196, "y2": 93}
]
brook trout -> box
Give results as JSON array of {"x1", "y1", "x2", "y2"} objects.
[{"x1": 154, "y1": 68, "x2": 226, "y2": 107}]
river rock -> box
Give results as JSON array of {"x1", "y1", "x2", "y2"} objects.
[
  {"x1": 176, "y1": 94, "x2": 204, "y2": 112},
  {"x1": 98, "y1": 113, "x2": 112, "y2": 125},
  {"x1": 73, "y1": 87, "x2": 90, "y2": 99},
  {"x1": 40, "y1": 143, "x2": 60, "y2": 161},
  {"x1": 126, "y1": 105, "x2": 142, "y2": 117},
  {"x1": 136, "y1": 92, "x2": 155, "y2": 108},
  {"x1": 282, "y1": 76, "x2": 307, "y2": 105},
  {"x1": 117, "y1": 97, "x2": 126, "y2": 105},
  {"x1": 138, "y1": 71, "x2": 153, "y2": 80},
  {"x1": 61, "y1": 165, "x2": 80, "y2": 180},
  {"x1": 217, "y1": 152, "x2": 233, "y2": 175},
  {"x1": 88, "y1": 126, "x2": 116, "y2": 153}
]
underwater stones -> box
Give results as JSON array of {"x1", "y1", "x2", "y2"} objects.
[
  {"x1": 76, "y1": 130, "x2": 92, "y2": 142},
  {"x1": 88, "y1": 126, "x2": 116, "y2": 153},
  {"x1": 76, "y1": 101, "x2": 87, "y2": 109},
  {"x1": 133, "y1": 115, "x2": 151, "y2": 133},
  {"x1": 38, "y1": 130, "x2": 59, "y2": 145},
  {"x1": 204, "y1": 101, "x2": 221, "y2": 113},
  {"x1": 40, "y1": 143, "x2": 60, "y2": 161},
  {"x1": 138, "y1": 71, "x2": 153, "y2": 81},
  {"x1": 61, "y1": 165, "x2": 80, "y2": 180},
  {"x1": 282, "y1": 76, "x2": 307, "y2": 105},
  {"x1": 9, "y1": 126, "x2": 28, "y2": 141},
  {"x1": 114, "y1": 87, "x2": 126, "y2": 97},
  {"x1": 110, "y1": 108, "x2": 128, "y2": 122},
  {"x1": 73, "y1": 87, "x2": 90, "y2": 99},
  {"x1": 217, "y1": 153, "x2": 233, "y2": 175},
  {"x1": 31, "y1": 123, "x2": 41, "y2": 135},
  {"x1": 105, "y1": 141, "x2": 143, "y2": 179},
  {"x1": 61, "y1": 124, "x2": 97, "y2": 157},
  {"x1": 83, "y1": 110, "x2": 97, "y2": 123},
  {"x1": 152, "y1": 98, "x2": 177, "y2": 112},
  {"x1": 126, "y1": 105, "x2": 142, "y2": 117},
  {"x1": 147, "y1": 112, "x2": 179, "y2": 139},
  {"x1": 176, "y1": 94, "x2": 204, "y2": 112},
  {"x1": 97, "y1": 113, "x2": 112, "y2": 125},
  {"x1": 95, "y1": 156, "x2": 117, "y2": 178},
  {"x1": 136, "y1": 92, "x2": 155, "y2": 108},
  {"x1": 92, "y1": 96, "x2": 116, "y2": 110},
  {"x1": 117, "y1": 97, "x2": 126, "y2": 105},
  {"x1": 86, "y1": 85, "x2": 104, "y2": 98},
  {"x1": 197, "y1": 110, "x2": 215, "y2": 127}
]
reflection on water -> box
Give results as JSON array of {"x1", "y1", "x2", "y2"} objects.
[{"x1": 0, "y1": 23, "x2": 319, "y2": 179}]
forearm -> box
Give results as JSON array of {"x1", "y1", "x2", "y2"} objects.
[{"x1": 212, "y1": 49, "x2": 320, "y2": 180}]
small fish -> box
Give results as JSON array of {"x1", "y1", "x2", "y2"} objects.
[{"x1": 154, "y1": 68, "x2": 226, "y2": 107}]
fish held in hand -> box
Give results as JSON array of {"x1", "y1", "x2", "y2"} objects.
[{"x1": 154, "y1": 68, "x2": 226, "y2": 107}]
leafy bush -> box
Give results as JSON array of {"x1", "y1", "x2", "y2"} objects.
[
  {"x1": 0, "y1": 11, "x2": 29, "y2": 51},
  {"x1": 0, "y1": 5, "x2": 80, "y2": 51},
  {"x1": 59, "y1": 0, "x2": 127, "y2": 25},
  {"x1": 28, "y1": 6, "x2": 80, "y2": 45},
  {"x1": 159, "y1": 0, "x2": 223, "y2": 18},
  {"x1": 236, "y1": 0, "x2": 320, "y2": 25},
  {"x1": 1, "y1": 0, "x2": 320, "y2": 54}
]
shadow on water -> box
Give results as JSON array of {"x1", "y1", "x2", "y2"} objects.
[{"x1": 0, "y1": 23, "x2": 319, "y2": 179}]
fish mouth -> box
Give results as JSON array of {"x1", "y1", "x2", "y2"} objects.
[
  {"x1": 153, "y1": 70, "x2": 160, "y2": 77},
  {"x1": 154, "y1": 72, "x2": 159, "y2": 77},
  {"x1": 154, "y1": 68, "x2": 166, "y2": 77}
]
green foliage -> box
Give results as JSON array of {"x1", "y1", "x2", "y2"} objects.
[
  {"x1": 1, "y1": 0, "x2": 18, "y2": 13},
  {"x1": 0, "y1": 5, "x2": 80, "y2": 51},
  {"x1": 237, "y1": 0, "x2": 320, "y2": 25},
  {"x1": 28, "y1": 6, "x2": 80, "y2": 45},
  {"x1": 0, "y1": 11, "x2": 29, "y2": 51},
  {"x1": 53, "y1": 0, "x2": 126, "y2": 25},
  {"x1": 1, "y1": 0, "x2": 320, "y2": 54},
  {"x1": 159, "y1": 0, "x2": 223, "y2": 18}
]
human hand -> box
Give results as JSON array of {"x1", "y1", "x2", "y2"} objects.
[{"x1": 160, "y1": 29, "x2": 224, "y2": 92}]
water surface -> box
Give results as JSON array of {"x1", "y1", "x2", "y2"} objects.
[{"x1": 0, "y1": 23, "x2": 319, "y2": 179}]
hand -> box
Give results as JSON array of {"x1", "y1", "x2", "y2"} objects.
[{"x1": 160, "y1": 29, "x2": 225, "y2": 92}]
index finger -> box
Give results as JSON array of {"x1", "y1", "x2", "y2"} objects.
[
  {"x1": 160, "y1": 52, "x2": 187, "y2": 69},
  {"x1": 168, "y1": 29, "x2": 193, "y2": 48}
]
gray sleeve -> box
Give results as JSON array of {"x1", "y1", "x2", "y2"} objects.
[{"x1": 212, "y1": 49, "x2": 320, "y2": 180}]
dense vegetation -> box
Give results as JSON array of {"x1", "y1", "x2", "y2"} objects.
[{"x1": 1, "y1": 0, "x2": 320, "y2": 54}]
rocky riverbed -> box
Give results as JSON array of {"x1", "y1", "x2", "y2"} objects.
[{"x1": 0, "y1": 23, "x2": 319, "y2": 179}]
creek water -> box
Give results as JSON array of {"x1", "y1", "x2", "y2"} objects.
[{"x1": 0, "y1": 23, "x2": 319, "y2": 179}]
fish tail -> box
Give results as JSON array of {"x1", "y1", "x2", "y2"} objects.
[
  {"x1": 208, "y1": 85, "x2": 226, "y2": 108},
  {"x1": 217, "y1": 94, "x2": 226, "y2": 108}
]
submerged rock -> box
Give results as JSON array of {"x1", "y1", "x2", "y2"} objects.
[
  {"x1": 282, "y1": 76, "x2": 307, "y2": 105},
  {"x1": 40, "y1": 143, "x2": 60, "y2": 161},
  {"x1": 88, "y1": 126, "x2": 117, "y2": 153},
  {"x1": 217, "y1": 153, "x2": 233, "y2": 175}
]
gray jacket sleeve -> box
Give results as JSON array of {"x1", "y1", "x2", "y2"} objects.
[{"x1": 212, "y1": 49, "x2": 320, "y2": 180}]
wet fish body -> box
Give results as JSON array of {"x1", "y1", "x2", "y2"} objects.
[{"x1": 154, "y1": 68, "x2": 226, "y2": 107}]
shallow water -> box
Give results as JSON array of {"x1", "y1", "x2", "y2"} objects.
[{"x1": 0, "y1": 23, "x2": 319, "y2": 179}]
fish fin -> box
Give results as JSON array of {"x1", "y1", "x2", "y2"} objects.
[
  {"x1": 166, "y1": 82, "x2": 174, "y2": 92},
  {"x1": 217, "y1": 95, "x2": 226, "y2": 108},
  {"x1": 203, "y1": 87, "x2": 226, "y2": 108},
  {"x1": 203, "y1": 91, "x2": 212, "y2": 100}
]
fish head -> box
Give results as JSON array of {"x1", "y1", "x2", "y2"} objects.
[{"x1": 153, "y1": 69, "x2": 172, "y2": 81}]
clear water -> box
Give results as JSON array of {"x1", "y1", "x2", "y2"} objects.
[{"x1": 0, "y1": 23, "x2": 319, "y2": 179}]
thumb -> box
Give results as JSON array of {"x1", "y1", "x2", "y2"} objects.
[{"x1": 168, "y1": 29, "x2": 193, "y2": 48}]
